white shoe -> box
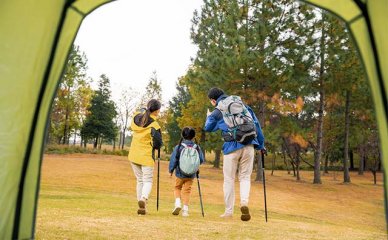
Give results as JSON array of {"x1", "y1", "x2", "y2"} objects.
[
  {"x1": 220, "y1": 212, "x2": 233, "y2": 218},
  {"x1": 182, "y1": 210, "x2": 189, "y2": 217},
  {"x1": 172, "y1": 205, "x2": 181, "y2": 215}
]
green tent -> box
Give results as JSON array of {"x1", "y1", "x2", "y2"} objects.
[
  {"x1": 0, "y1": 1, "x2": 113, "y2": 239},
  {"x1": 0, "y1": 0, "x2": 386, "y2": 239}
]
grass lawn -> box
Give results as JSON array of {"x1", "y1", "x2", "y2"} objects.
[{"x1": 36, "y1": 154, "x2": 386, "y2": 239}]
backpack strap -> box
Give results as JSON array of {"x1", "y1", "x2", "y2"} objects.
[{"x1": 181, "y1": 142, "x2": 188, "y2": 148}]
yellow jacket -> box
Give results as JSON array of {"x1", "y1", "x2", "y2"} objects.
[{"x1": 128, "y1": 112, "x2": 161, "y2": 167}]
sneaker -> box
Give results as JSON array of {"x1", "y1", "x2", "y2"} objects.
[
  {"x1": 240, "y1": 206, "x2": 251, "y2": 221},
  {"x1": 220, "y1": 212, "x2": 233, "y2": 218},
  {"x1": 172, "y1": 205, "x2": 181, "y2": 215},
  {"x1": 137, "y1": 198, "x2": 146, "y2": 215},
  {"x1": 182, "y1": 210, "x2": 189, "y2": 217}
]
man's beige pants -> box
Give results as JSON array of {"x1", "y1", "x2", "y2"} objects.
[{"x1": 223, "y1": 145, "x2": 254, "y2": 215}]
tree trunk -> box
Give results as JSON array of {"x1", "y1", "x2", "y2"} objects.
[
  {"x1": 113, "y1": 135, "x2": 116, "y2": 150},
  {"x1": 282, "y1": 138, "x2": 296, "y2": 176},
  {"x1": 122, "y1": 110, "x2": 129, "y2": 149},
  {"x1": 281, "y1": 145, "x2": 290, "y2": 174},
  {"x1": 349, "y1": 149, "x2": 354, "y2": 170},
  {"x1": 98, "y1": 136, "x2": 102, "y2": 150},
  {"x1": 323, "y1": 154, "x2": 329, "y2": 174},
  {"x1": 372, "y1": 170, "x2": 377, "y2": 185},
  {"x1": 258, "y1": 101, "x2": 266, "y2": 128},
  {"x1": 94, "y1": 136, "x2": 98, "y2": 149},
  {"x1": 122, "y1": 129, "x2": 126, "y2": 149},
  {"x1": 73, "y1": 130, "x2": 76, "y2": 145},
  {"x1": 358, "y1": 153, "x2": 365, "y2": 175},
  {"x1": 290, "y1": 161, "x2": 296, "y2": 177},
  {"x1": 296, "y1": 148, "x2": 301, "y2": 181},
  {"x1": 118, "y1": 131, "x2": 122, "y2": 150},
  {"x1": 214, "y1": 149, "x2": 221, "y2": 168},
  {"x1": 255, "y1": 152, "x2": 263, "y2": 181},
  {"x1": 271, "y1": 152, "x2": 276, "y2": 176},
  {"x1": 343, "y1": 90, "x2": 351, "y2": 183},
  {"x1": 313, "y1": 17, "x2": 325, "y2": 184},
  {"x1": 62, "y1": 106, "x2": 69, "y2": 145}
]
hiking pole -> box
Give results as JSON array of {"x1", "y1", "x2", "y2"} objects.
[
  {"x1": 261, "y1": 150, "x2": 268, "y2": 222},
  {"x1": 157, "y1": 148, "x2": 160, "y2": 211},
  {"x1": 196, "y1": 171, "x2": 205, "y2": 217}
]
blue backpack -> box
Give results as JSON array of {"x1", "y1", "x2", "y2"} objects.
[{"x1": 177, "y1": 143, "x2": 201, "y2": 176}]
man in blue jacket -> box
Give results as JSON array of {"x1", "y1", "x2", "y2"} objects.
[{"x1": 204, "y1": 87, "x2": 265, "y2": 221}]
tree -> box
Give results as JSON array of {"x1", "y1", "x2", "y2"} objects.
[
  {"x1": 49, "y1": 44, "x2": 88, "y2": 144},
  {"x1": 165, "y1": 76, "x2": 191, "y2": 152},
  {"x1": 75, "y1": 83, "x2": 94, "y2": 146},
  {"x1": 140, "y1": 71, "x2": 162, "y2": 107},
  {"x1": 116, "y1": 87, "x2": 139, "y2": 149},
  {"x1": 81, "y1": 74, "x2": 117, "y2": 149},
  {"x1": 177, "y1": 69, "x2": 223, "y2": 167}
]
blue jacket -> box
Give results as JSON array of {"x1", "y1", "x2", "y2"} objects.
[
  {"x1": 204, "y1": 94, "x2": 265, "y2": 155},
  {"x1": 169, "y1": 140, "x2": 205, "y2": 179}
]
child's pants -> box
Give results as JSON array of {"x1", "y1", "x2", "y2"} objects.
[
  {"x1": 223, "y1": 145, "x2": 254, "y2": 214},
  {"x1": 131, "y1": 162, "x2": 154, "y2": 200},
  {"x1": 174, "y1": 177, "x2": 194, "y2": 205}
]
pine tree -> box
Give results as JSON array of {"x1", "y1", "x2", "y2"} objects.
[
  {"x1": 165, "y1": 76, "x2": 191, "y2": 152},
  {"x1": 140, "y1": 71, "x2": 162, "y2": 107},
  {"x1": 81, "y1": 74, "x2": 117, "y2": 149}
]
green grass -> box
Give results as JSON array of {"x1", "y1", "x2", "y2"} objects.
[{"x1": 36, "y1": 154, "x2": 387, "y2": 239}]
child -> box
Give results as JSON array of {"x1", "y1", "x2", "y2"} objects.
[{"x1": 169, "y1": 127, "x2": 205, "y2": 217}]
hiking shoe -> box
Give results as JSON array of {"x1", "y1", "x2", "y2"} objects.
[
  {"x1": 172, "y1": 206, "x2": 181, "y2": 215},
  {"x1": 182, "y1": 210, "x2": 189, "y2": 217},
  {"x1": 137, "y1": 198, "x2": 146, "y2": 215},
  {"x1": 220, "y1": 212, "x2": 233, "y2": 218},
  {"x1": 240, "y1": 206, "x2": 251, "y2": 221}
]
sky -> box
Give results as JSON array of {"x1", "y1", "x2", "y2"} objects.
[{"x1": 74, "y1": 0, "x2": 204, "y2": 104}]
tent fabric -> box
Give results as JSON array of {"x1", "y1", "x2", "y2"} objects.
[
  {"x1": 301, "y1": 0, "x2": 388, "y2": 222},
  {"x1": 0, "y1": 0, "x2": 386, "y2": 239},
  {"x1": 0, "y1": 1, "x2": 113, "y2": 239}
]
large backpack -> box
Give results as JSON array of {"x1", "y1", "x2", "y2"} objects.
[
  {"x1": 216, "y1": 95, "x2": 257, "y2": 145},
  {"x1": 177, "y1": 143, "x2": 201, "y2": 176}
]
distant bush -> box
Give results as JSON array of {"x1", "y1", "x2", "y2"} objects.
[{"x1": 45, "y1": 145, "x2": 129, "y2": 156}]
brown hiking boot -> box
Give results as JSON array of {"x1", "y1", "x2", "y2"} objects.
[
  {"x1": 240, "y1": 206, "x2": 251, "y2": 221},
  {"x1": 137, "y1": 198, "x2": 146, "y2": 215}
]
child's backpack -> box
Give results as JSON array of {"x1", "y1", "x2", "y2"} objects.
[
  {"x1": 178, "y1": 143, "x2": 201, "y2": 176},
  {"x1": 216, "y1": 95, "x2": 257, "y2": 145}
]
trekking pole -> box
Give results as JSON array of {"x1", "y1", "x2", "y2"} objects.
[
  {"x1": 261, "y1": 150, "x2": 268, "y2": 222},
  {"x1": 196, "y1": 171, "x2": 205, "y2": 217},
  {"x1": 157, "y1": 148, "x2": 160, "y2": 211}
]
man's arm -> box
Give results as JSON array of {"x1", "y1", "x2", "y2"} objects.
[
  {"x1": 247, "y1": 106, "x2": 265, "y2": 150},
  {"x1": 204, "y1": 108, "x2": 222, "y2": 132}
]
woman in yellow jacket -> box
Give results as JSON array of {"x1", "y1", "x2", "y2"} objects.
[{"x1": 128, "y1": 99, "x2": 162, "y2": 215}]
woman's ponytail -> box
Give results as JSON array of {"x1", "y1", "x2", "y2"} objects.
[
  {"x1": 140, "y1": 109, "x2": 151, "y2": 127},
  {"x1": 140, "y1": 99, "x2": 161, "y2": 127}
]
